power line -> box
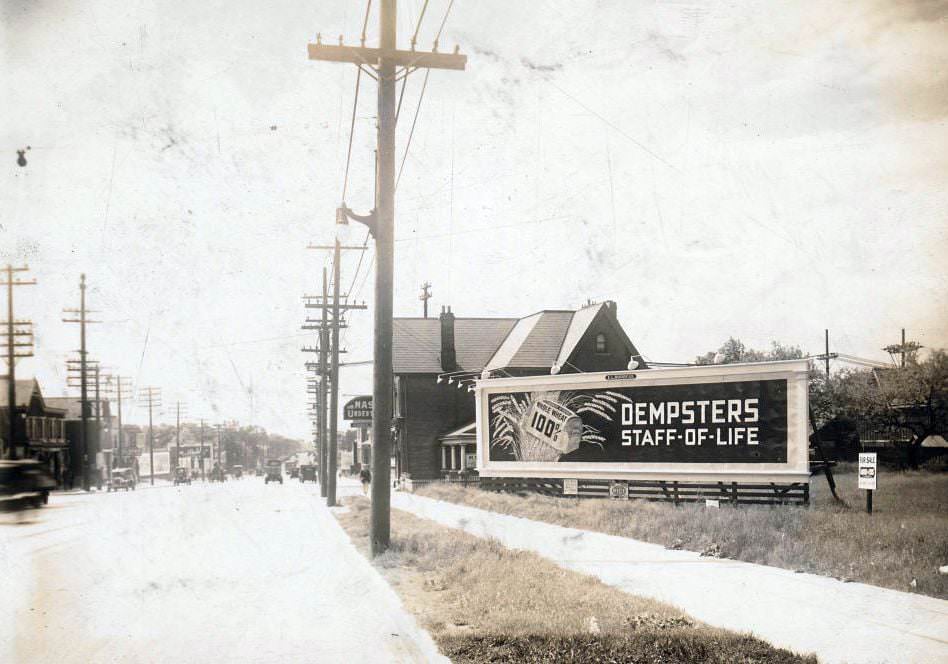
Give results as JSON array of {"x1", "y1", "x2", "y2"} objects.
[
  {"x1": 395, "y1": 68, "x2": 430, "y2": 192},
  {"x1": 340, "y1": 66, "x2": 363, "y2": 203}
]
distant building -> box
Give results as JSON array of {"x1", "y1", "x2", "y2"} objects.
[
  {"x1": 45, "y1": 396, "x2": 111, "y2": 487},
  {"x1": 2, "y1": 378, "x2": 69, "y2": 486},
  {"x1": 392, "y1": 301, "x2": 643, "y2": 481}
]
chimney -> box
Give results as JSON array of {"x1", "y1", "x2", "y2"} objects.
[{"x1": 440, "y1": 306, "x2": 457, "y2": 372}]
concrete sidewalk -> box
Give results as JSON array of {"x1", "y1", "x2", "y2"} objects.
[{"x1": 392, "y1": 492, "x2": 948, "y2": 664}]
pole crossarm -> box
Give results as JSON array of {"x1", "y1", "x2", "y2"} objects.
[{"x1": 307, "y1": 42, "x2": 466, "y2": 71}]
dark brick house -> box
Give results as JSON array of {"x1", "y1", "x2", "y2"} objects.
[
  {"x1": 1, "y1": 378, "x2": 69, "y2": 485},
  {"x1": 392, "y1": 301, "x2": 643, "y2": 480}
]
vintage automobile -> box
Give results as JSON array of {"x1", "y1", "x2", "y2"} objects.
[
  {"x1": 0, "y1": 460, "x2": 57, "y2": 511},
  {"x1": 108, "y1": 467, "x2": 136, "y2": 492},
  {"x1": 173, "y1": 467, "x2": 192, "y2": 486},
  {"x1": 232, "y1": 465, "x2": 243, "y2": 479},
  {"x1": 299, "y1": 464, "x2": 317, "y2": 483},
  {"x1": 264, "y1": 460, "x2": 283, "y2": 484},
  {"x1": 210, "y1": 463, "x2": 226, "y2": 482}
]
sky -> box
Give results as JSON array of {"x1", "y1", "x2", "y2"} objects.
[{"x1": 1, "y1": 0, "x2": 946, "y2": 440}]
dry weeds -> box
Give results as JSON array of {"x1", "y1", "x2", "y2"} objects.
[
  {"x1": 417, "y1": 469, "x2": 948, "y2": 599},
  {"x1": 335, "y1": 497, "x2": 816, "y2": 663}
]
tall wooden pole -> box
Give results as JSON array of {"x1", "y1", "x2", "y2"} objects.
[
  {"x1": 320, "y1": 267, "x2": 330, "y2": 497},
  {"x1": 368, "y1": 0, "x2": 397, "y2": 557},
  {"x1": 2, "y1": 266, "x2": 37, "y2": 459},
  {"x1": 80, "y1": 276, "x2": 89, "y2": 489},
  {"x1": 328, "y1": 239, "x2": 341, "y2": 506},
  {"x1": 306, "y1": 0, "x2": 466, "y2": 555}
]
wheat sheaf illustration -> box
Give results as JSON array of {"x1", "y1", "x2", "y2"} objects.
[{"x1": 489, "y1": 390, "x2": 633, "y2": 462}]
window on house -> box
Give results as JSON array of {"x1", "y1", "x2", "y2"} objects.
[{"x1": 595, "y1": 333, "x2": 608, "y2": 354}]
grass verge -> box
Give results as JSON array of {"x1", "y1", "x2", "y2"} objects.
[
  {"x1": 335, "y1": 497, "x2": 816, "y2": 663},
  {"x1": 416, "y1": 469, "x2": 948, "y2": 599}
]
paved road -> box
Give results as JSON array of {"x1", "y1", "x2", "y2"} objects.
[
  {"x1": 0, "y1": 478, "x2": 446, "y2": 663},
  {"x1": 393, "y1": 492, "x2": 948, "y2": 664}
]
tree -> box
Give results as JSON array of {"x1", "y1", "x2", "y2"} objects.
[
  {"x1": 694, "y1": 337, "x2": 807, "y2": 365},
  {"x1": 836, "y1": 350, "x2": 948, "y2": 468}
]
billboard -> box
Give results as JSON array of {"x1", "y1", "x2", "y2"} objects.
[{"x1": 475, "y1": 360, "x2": 809, "y2": 484}]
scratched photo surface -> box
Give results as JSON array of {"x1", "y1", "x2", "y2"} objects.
[{"x1": 2, "y1": 0, "x2": 946, "y2": 662}]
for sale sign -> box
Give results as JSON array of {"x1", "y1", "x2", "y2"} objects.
[{"x1": 858, "y1": 453, "x2": 877, "y2": 490}]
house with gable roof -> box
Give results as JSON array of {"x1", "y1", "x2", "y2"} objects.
[{"x1": 391, "y1": 300, "x2": 644, "y2": 480}]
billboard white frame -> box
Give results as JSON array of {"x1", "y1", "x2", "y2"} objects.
[{"x1": 474, "y1": 359, "x2": 810, "y2": 484}]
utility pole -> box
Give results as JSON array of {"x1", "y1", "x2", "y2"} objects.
[
  {"x1": 883, "y1": 328, "x2": 921, "y2": 368},
  {"x1": 420, "y1": 282, "x2": 432, "y2": 318},
  {"x1": 306, "y1": 241, "x2": 367, "y2": 507},
  {"x1": 104, "y1": 375, "x2": 132, "y2": 467},
  {"x1": 304, "y1": 362, "x2": 322, "y2": 486},
  {"x1": 174, "y1": 401, "x2": 187, "y2": 471},
  {"x1": 825, "y1": 329, "x2": 830, "y2": 378},
  {"x1": 1, "y1": 264, "x2": 35, "y2": 460},
  {"x1": 138, "y1": 387, "x2": 161, "y2": 485},
  {"x1": 215, "y1": 423, "x2": 224, "y2": 477},
  {"x1": 199, "y1": 418, "x2": 207, "y2": 480},
  {"x1": 301, "y1": 272, "x2": 329, "y2": 497},
  {"x1": 63, "y1": 274, "x2": 101, "y2": 489},
  {"x1": 308, "y1": 0, "x2": 467, "y2": 555}
]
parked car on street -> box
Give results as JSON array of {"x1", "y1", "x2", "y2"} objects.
[
  {"x1": 108, "y1": 467, "x2": 136, "y2": 492},
  {"x1": 0, "y1": 460, "x2": 56, "y2": 510},
  {"x1": 210, "y1": 463, "x2": 226, "y2": 482},
  {"x1": 299, "y1": 464, "x2": 317, "y2": 483},
  {"x1": 173, "y1": 467, "x2": 192, "y2": 486},
  {"x1": 264, "y1": 460, "x2": 283, "y2": 484}
]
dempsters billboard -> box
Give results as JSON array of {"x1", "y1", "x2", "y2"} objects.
[{"x1": 475, "y1": 360, "x2": 810, "y2": 484}]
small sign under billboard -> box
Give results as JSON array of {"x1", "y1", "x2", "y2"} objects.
[{"x1": 858, "y1": 453, "x2": 877, "y2": 491}]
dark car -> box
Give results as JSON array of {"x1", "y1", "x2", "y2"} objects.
[
  {"x1": 173, "y1": 467, "x2": 192, "y2": 486},
  {"x1": 299, "y1": 464, "x2": 317, "y2": 483},
  {"x1": 264, "y1": 461, "x2": 283, "y2": 484},
  {"x1": 108, "y1": 467, "x2": 136, "y2": 492},
  {"x1": 0, "y1": 460, "x2": 57, "y2": 511}
]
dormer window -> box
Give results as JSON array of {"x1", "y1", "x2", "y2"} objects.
[{"x1": 595, "y1": 333, "x2": 607, "y2": 354}]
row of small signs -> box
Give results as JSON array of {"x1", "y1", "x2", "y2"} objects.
[
  {"x1": 562, "y1": 477, "x2": 629, "y2": 500},
  {"x1": 561, "y1": 454, "x2": 879, "y2": 500}
]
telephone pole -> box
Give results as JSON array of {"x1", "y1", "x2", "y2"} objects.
[
  {"x1": 305, "y1": 243, "x2": 366, "y2": 507},
  {"x1": 63, "y1": 274, "x2": 101, "y2": 489},
  {"x1": 198, "y1": 418, "x2": 207, "y2": 479},
  {"x1": 420, "y1": 282, "x2": 432, "y2": 318},
  {"x1": 1, "y1": 264, "x2": 35, "y2": 460},
  {"x1": 308, "y1": 0, "x2": 466, "y2": 555},
  {"x1": 138, "y1": 387, "x2": 161, "y2": 485},
  {"x1": 103, "y1": 375, "x2": 132, "y2": 467},
  {"x1": 215, "y1": 423, "x2": 224, "y2": 476},
  {"x1": 301, "y1": 266, "x2": 333, "y2": 496},
  {"x1": 174, "y1": 401, "x2": 188, "y2": 470},
  {"x1": 883, "y1": 328, "x2": 921, "y2": 368}
]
